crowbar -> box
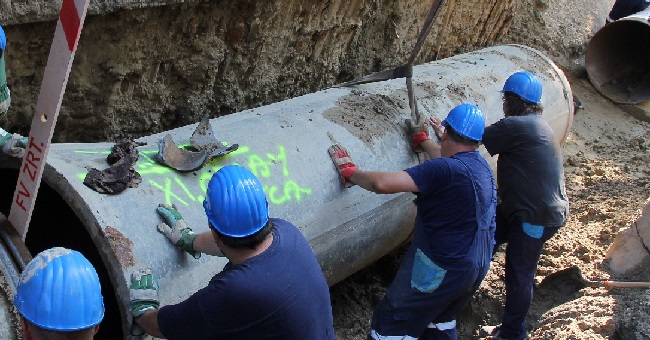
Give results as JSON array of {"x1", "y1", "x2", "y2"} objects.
[
  {"x1": 334, "y1": 0, "x2": 447, "y2": 164},
  {"x1": 333, "y1": 0, "x2": 445, "y2": 90}
]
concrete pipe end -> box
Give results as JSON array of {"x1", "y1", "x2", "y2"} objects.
[{"x1": 585, "y1": 11, "x2": 650, "y2": 104}]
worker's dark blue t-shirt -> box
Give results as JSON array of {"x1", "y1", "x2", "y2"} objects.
[
  {"x1": 405, "y1": 150, "x2": 496, "y2": 265},
  {"x1": 482, "y1": 114, "x2": 569, "y2": 227},
  {"x1": 157, "y1": 218, "x2": 334, "y2": 340},
  {"x1": 368, "y1": 150, "x2": 496, "y2": 337}
]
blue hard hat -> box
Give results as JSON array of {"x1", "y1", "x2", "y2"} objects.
[
  {"x1": 203, "y1": 165, "x2": 269, "y2": 237},
  {"x1": 0, "y1": 25, "x2": 6, "y2": 51},
  {"x1": 502, "y1": 71, "x2": 542, "y2": 104},
  {"x1": 14, "y1": 247, "x2": 105, "y2": 331},
  {"x1": 442, "y1": 104, "x2": 486, "y2": 142}
]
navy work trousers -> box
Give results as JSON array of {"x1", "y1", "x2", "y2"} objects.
[{"x1": 493, "y1": 205, "x2": 559, "y2": 340}]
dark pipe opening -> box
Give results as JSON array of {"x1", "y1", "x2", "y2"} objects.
[
  {"x1": 585, "y1": 18, "x2": 650, "y2": 104},
  {"x1": 0, "y1": 168, "x2": 122, "y2": 339}
]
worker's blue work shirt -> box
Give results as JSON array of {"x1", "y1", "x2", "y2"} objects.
[
  {"x1": 368, "y1": 151, "x2": 496, "y2": 337},
  {"x1": 157, "y1": 218, "x2": 335, "y2": 340},
  {"x1": 405, "y1": 150, "x2": 496, "y2": 266}
]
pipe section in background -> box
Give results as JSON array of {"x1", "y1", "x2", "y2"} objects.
[
  {"x1": 0, "y1": 44, "x2": 573, "y2": 339},
  {"x1": 585, "y1": 8, "x2": 650, "y2": 104}
]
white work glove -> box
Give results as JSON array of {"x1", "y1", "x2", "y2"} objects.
[
  {"x1": 0, "y1": 88, "x2": 10, "y2": 115},
  {"x1": 129, "y1": 269, "x2": 160, "y2": 318},
  {"x1": 156, "y1": 204, "x2": 201, "y2": 259},
  {"x1": 0, "y1": 130, "x2": 27, "y2": 158}
]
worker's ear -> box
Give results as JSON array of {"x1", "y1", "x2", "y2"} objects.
[
  {"x1": 440, "y1": 130, "x2": 448, "y2": 143},
  {"x1": 92, "y1": 324, "x2": 100, "y2": 335},
  {"x1": 211, "y1": 228, "x2": 219, "y2": 243}
]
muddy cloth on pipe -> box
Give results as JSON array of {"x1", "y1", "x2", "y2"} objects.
[{"x1": 84, "y1": 139, "x2": 144, "y2": 194}]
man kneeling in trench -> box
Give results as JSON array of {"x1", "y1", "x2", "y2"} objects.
[
  {"x1": 329, "y1": 103, "x2": 497, "y2": 339},
  {"x1": 14, "y1": 247, "x2": 105, "y2": 340},
  {"x1": 130, "y1": 164, "x2": 335, "y2": 339}
]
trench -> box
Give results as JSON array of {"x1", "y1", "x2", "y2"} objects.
[{"x1": 0, "y1": 44, "x2": 576, "y2": 339}]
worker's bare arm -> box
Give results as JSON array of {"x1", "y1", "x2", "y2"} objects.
[
  {"x1": 420, "y1": 139, "x2": 441, "y2": 159},
  {"x1": 192, "y1": 231, "x2": 225, "y2": 257},
  {"x1": 349, "y1": 170, "x2": 418, "y2": 194},
  {"x1": 135, "y1": 309, "x2": 166, "y2": 339}
]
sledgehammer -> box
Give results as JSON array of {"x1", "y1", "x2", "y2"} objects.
[{"x1": 549, "y1": 266, "x2": 650, "y2": 289}]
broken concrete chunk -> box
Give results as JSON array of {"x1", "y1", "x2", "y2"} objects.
[
  {"x1": 157, "y1": 134, "x2": 208, "y2": 172},
  {"x1": 156, "y1": 113, "x2": 238, "y2": 172}
]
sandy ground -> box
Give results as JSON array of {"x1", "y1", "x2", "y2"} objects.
[{"x1": 331, "y1": 0, "x2": 650, "y2": 339}]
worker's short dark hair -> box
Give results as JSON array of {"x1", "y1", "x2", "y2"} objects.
[
  {"x1": 446, "y1": 126, "x2": 480, "y2": 147},
  {"x1": 503, "y1": 91, "x2": 544, "y2": 116},
  {"x1": 213, "y1": 219, "x2": 275, "y2": 250},
  {"x1": 25, "y1": 317, "x2": 97, "y2": 340}
]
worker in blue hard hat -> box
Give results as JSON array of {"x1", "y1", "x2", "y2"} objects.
[
  {"x1": 0, "y1": 24, "x2": 28, "y2": 158},
  {"x1": 480, "y1": 71, "x2": 569, "y2": 340},
  {"x1": 606, "y1": 0, "x2": 650, "y2": 24},
  {"x1": 14, "y1": 247, "x2": 105, "y2": 340},
  {"x1": 329, "y1": 103, "x2": 496, "y2": 339},
  {"x1": 130, "y1": 164, "x2": 334, "y2": 339}
]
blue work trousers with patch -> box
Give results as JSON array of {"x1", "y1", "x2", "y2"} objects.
[
  {"x1": 369, "y1": 234, "x2": 492, "y2": 340},
  {"x1": 494, "y1": 205, "x2": 560, "y2": 340}
]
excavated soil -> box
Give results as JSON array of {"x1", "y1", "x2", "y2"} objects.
[{"x1": 331, "y1": 0, "x2": 650, "y2": 339}]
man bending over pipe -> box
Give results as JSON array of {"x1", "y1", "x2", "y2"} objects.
[
  {"x1": 129, "y1": 165, "x2": 335, "y2": 339},
  {"x1": 329, "y1": 104, "x2": 496, "y2": 340},
  {"x1": 14, "y1": 247, "x2": 105, "y2": 340}
]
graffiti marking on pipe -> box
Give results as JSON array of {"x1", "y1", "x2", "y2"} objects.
[{"x1": 74, "y1": 144, "x2": 312, "y2": 207}]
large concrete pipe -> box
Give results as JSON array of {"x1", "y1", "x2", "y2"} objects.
[
  {"x1": 585, "y1": 8, "x2": 650, "y2": 104},
  {"x1": 0, "y1": 44, "x2": 573, "y2": 339}
]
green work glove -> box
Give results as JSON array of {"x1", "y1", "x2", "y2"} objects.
[
  {"x1": 0, "y1": 130, "x2": 27, "y2": 158},
  {"x1": 129, "y1": 269, "x2": 160, "y2": 318},
  {"x1": 156, "y1": 204, "x2": 201, "y2": 259}
]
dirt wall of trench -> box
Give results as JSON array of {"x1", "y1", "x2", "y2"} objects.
[{"x1": 1, "y1": 0, "x2": 516, "y2": 142}]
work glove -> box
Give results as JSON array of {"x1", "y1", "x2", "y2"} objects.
[
  {"x1": 328, "y1": 144, "x2": 357, "y2": 188},
  {"x1": 156, "y1": 204, "x2": 201, "y2": 259},
  {"x1": 405, "y1": 118, "x2": 430, "y2": 152},
  {"x1": 0, "y1": 131, "x2": 27, "y2": 158},
  {"x1": 0, "y1": 89, "x2": 10, "y2": 115},
  {"x1": 129, "y1": 269, "x2": 160, "y2": 318}
]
